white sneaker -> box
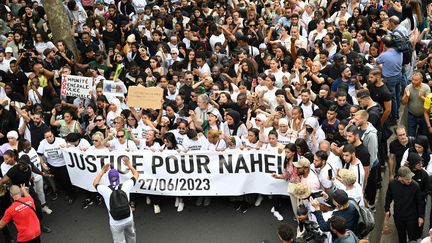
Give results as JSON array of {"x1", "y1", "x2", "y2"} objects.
[
  {"x1": 153, "y1": 204, "x2": 161, "y2": 214},
  {"x1": 273, "y1": 211, "x2": 284, "y2": 221},
  {"x1": 270, "y1": 206, "x2": 275, "y2": 213},
  {"x1": 177, "y1": 202, "x2": 184, "y2": 212},
  {"x1": 42, "y1": 205, "x2": 52, "y2": 215},
  {"x1": 175, "y1": 197, "x2": 180, "y2": 207},
  {"x1": 146, "y1": 196, "x2": 151, "y2": 205},
  {"x1": 255, "y1": 195, "x2": 264, "y2": 207},
  {"x1": 203, "y1": 197, "x2": 211, "y2": 206}
]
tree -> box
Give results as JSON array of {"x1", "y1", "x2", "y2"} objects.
[{"x1": 44, "y1": 0, "x2": 79, "y2": 61}]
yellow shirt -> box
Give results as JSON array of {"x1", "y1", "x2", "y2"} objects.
[
  {"x1": 423, "y1": 93, "x2": 432, "y2": 121},
  {"x1": 28, "y1": 75, "x2": 48, "y2": 87}
]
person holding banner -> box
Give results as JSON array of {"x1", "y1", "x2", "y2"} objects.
[
  {"x1": 93, "y1": 157, "x2": 139, "y2": 243},
  {"x1": 272, "y1": 143, "x2": 301, "y2": 220},
  {"x1": 37, "y1": 130, "x2": 75, "y2": 205}
]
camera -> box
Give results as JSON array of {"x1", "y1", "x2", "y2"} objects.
[
  {"x1": 299, "y1": 66, "x2": 306, "y2": 73},
  {"x1": 299, "y1": 221, "x2": 327, "y2": 243}
]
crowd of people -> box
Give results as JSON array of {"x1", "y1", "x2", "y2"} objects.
[{"x1": 0, "y1": 0, "x2": 431, "y2": 242}]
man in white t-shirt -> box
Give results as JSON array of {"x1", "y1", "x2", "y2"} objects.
[
  {"x1": 93, "y1": 157, "x2": 139, "y2": 243},
  {"x1": 182, "y1": 130, "x2": 209, "y2": 152},
  {"x1": 311, "y1": 150, "x2": 336, "y2": 194},
  {"x1": 37, "y1": 130, "x2": 76, "y2": 204},
  {"x1": 342, "y1": 144, "x2": 365, "y2": 188},
  {"x1": 293, "y1": 157, "x2": 321, "y2": 191}
]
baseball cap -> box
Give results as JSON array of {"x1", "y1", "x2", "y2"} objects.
[
  {"x1": 332, "y1": 189, "x2": 349, "y2": 205},
  {"x1": 398, "y1": 166, "x2": 415, "y2": 179},
  {"x1": 293, "y1": 157, "x2": 310, "y2": 168},
  {"x1": 207, "y1": 108, "x2": 222, "y2": 122},
  {"x1": 108, "y1": 168, "x2": 120, "y2": 187},
  {"x1": 5, "y1": 47, "x2": 12, "y2": 53}
]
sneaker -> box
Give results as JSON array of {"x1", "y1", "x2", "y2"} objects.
[
  {"x1": 195, "y1": 196, "x2": 204, "y2": 206},
  {"x1": 146, "y1": 196, "x2": 151, "y2": 205},
  {"x1": 234, "y1": 203, "x2": 242, "y2": 212},
  {"x1": 203, "y1": 197, "x2": 211, "y2": 206},
  {"x1": 273, "y1": 211, "x2": 284, "y2": 221},
  {"x1": 240, "y1": 205, "x2": 248, "y2": 214},
  {"x1": 41, "y1": 205, "x2": 53, "y2": 214},
  {"x1": 175, "y1": 197, "x2": 180, "y2": 207},
  {"x1": 82, "y1": 199, "x2": 94, "y2": 209},
  {"x1": 130, "y1": 201, "x2": 136, "y2": 212},
  {"x1": 41, "y1": 225, "x2": 52, "y2": 233},
  {"x1": 50, "y1": 192, "x2": 58, "y2": 201},
  {"x1": 96, "y1": 196, "x2": 103, "y2": 205},
  {"x1": 177, "y1": 202, "x2": 184, "y2": 212},
  {"x1": 270, "y1": 206, "x2": 275, "y2": 213},
  {"x1": 153, "y1": 204, "x2": 161, "y2": 214},
  {"x1": 255, "y1": 195, "x2": 264, "y2": 207}
]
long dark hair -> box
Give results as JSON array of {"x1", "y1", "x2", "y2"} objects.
[
  {"x1": 283, "y1": 143, "x2": 299, "y2": 169},
  {"x1": 410, "y1": 135, "x2": 430, "y2": 168},
  {"x1": 163, "y1": 132, "x2": 178, "y2": 150}
]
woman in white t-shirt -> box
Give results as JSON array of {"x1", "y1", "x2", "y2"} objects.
[
  {"x1": 138, "y1": 130, "x2": 160, "y2": 151},
  {"x1": 207, "y1": 129, "x2": 227, "y2": 151},
  {"x1": 241, "y1": 128, "x2": 262, "y2": 150}
]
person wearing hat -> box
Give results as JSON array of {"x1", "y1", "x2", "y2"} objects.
[
  {"x1": 385, "y1": 166, "x2": 425, "y2": 243},
  {"x1": 207, "y1": 108, "x2": 223, "y2": 131},
  {"x1": 93, "y1": 157, "x2": 139, "y2": 243},
  {"x1": 311, "y1": 189, "x2": 359, "y2": 235},
  {"x1": 294, "y1": 157, "x2": 320, "y2": 191}
]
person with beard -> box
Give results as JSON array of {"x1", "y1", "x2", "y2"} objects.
[
  {"x1": 75, "y1": 50, "x2": 110, "y2": 79},
  {"x1": 342, "y1": 144, "x2": 365, "y2": 188},
  {"x1": 14, "y1": 104, "x2": 49, "y2": 150},
  {"x1": 311, "y1": 150, "x2": 337, "y2": 194},
  {"x1": 385, "y1": 166, "x2": 424, "y2": 243},
  {"x1": 331, "y1": 65, "x2": 356, "y2": 99}
]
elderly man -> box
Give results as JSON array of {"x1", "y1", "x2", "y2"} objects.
[{"x1": 191, "y1": 94, "x2": 221, "y2": 133}]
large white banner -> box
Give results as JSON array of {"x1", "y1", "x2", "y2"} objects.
[
  {"x1": 61, "y1": 75, "x2": 92, "y2": 98},
  {"x1": 62, "y1": 148, "x2": 289, "y2": 196}
]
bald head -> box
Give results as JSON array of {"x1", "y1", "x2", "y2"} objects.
[
  {"x1": 389, "y1": 16, "x2": 400, "y2": 30},
  {"x1": 9, "y1": 185, "x2": 21, "y2": 198}
]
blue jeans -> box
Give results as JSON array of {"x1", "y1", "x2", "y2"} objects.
[
  {"x1": 407, "y1": 112, "x2": 427, "y2": 137},
  {"x1": 384, "y1": 74, "x2": 403, "y2": 121}
]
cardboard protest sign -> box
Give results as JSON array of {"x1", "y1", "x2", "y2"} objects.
[
  {"x1": 61, "y1": 75, "x2": 92, "y2": 98},
  {"x1": 127, "y1": 86, "x2": 163, "y2": 109}
]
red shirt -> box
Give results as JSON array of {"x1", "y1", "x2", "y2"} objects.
[{"x1": 1, "y1": 196, "x2": 41, "y2": 242}]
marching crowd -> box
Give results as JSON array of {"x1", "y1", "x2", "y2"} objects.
[{"x1": 0, "y1": 0, "x2": 432, "y2": 242}]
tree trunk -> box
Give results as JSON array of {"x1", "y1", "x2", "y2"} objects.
[{"x1": 44, "y1": 0, "x2": 80, "y2": 62}]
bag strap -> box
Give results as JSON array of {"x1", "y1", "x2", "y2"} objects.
[
  {"x1": 15, "y1": 199, "x2": 36, "y2": 213},
  {"x1": 357, "y1": 164, "x2": 361, "y2": 184}
]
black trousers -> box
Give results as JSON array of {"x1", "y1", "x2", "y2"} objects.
[
  {"x1": 365, "y1": 164, "x2": 379, "y2": 205},
  {"x1": 394, "y1": 217, "x2": 420, "y2": 243},
  {"x1": 48, "y1": 164, "x2": 75, "y2": 197},
  {"x1": 19, "y1": 236, "x2": 41, "y2": 243},
  {"x1": 0, "y1": 194, "x2": 12, "y2": 242}
]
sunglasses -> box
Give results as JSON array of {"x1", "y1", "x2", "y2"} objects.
[
  {"x1": 95, "y1": 119, "x2": 102, "y2": 122},
  {"x1": 117, "y1": 135, "x2": 125, "y2": 138},
  {"x1": 185, "y1": 78, "x2": 193, "y2": 80}
]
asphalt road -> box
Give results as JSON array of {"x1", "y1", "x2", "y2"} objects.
[{"x1": 1, "y1": 193, "x2": 297, "y2": 243}]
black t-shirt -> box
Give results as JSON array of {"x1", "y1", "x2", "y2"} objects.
[
  {"x1": 355, "y1": 143, "x2": 371, "y2": 167},
  {"x1": 368, "y1": 83, "x2": 392, "y2": 109},
  {"x1": 29, "y1": 119, "x2": 50, "y2": 150},
  {"x1": 389, "y1": 139, "x2": 413, "y2": 174},
  {"x1": 6, "y1": 163, "x2": 32, "y2": 187}
]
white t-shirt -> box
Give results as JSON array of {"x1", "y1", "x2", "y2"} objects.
[
  {"x1": 208, "y1": 139, "x2": 227, "y2": 151},
  {"x1": 0, "y1": 163, "x2": 13, "y2": 177},
  {"x1": 345, "y1": 159, "x2": 365, "y2": 187},
  {"x1": 334, "y1": 180, "x2": 365, "y2": 206},
  {"x1": 183, "y1": 136, "x2": 209, "y2": 151},
  {"x1": 311, "y1": 163, "x2": 336, "y2": 191},
  {"x1": 96, "y1": 178, "x2": 135, "y2": 226},
  {"x1": 19, "y1": 148, "x2": 42, "y2": 182},
  {"x1": 85, "y1": 146, "x2": 110, "y2": 153},
  {"x1": 37, "y1": 137, "x2": 66, "y2": 167},
  {"x1": 108, "y1": 139, "x2": 138, "y2": 152},
  {"x1": 169, "y1": 129, "x2": 187, "y2": 145},
  {"x1": 18, "y1": 117, "x2": 31, "y2": 142},
  {"x1": 138, "y1": 140, "x2": 161, "y2": 151}
]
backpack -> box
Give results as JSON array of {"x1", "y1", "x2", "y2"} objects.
[
  {"x1": 108, "y1": 184, "x2": 131, "y2": 220},
  {"x1": 391, "y1": 30, "x2": 413, "y2": 65},
  {"x1": 349, "y1": 198, "x2": 375, "y2": 238}
]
